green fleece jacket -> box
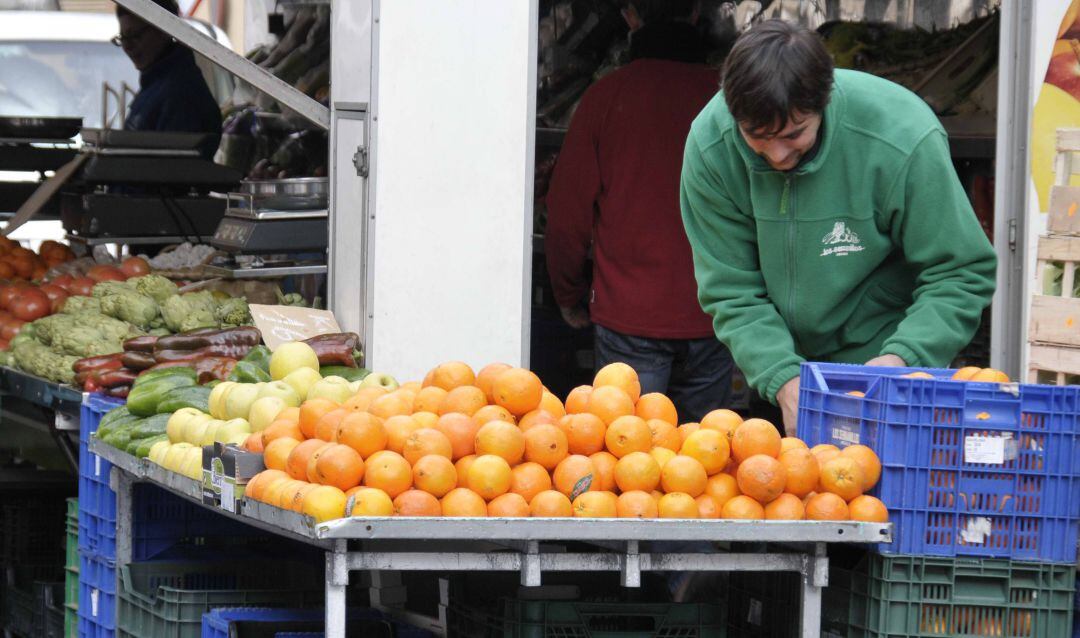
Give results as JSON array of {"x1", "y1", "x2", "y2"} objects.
[{"x1": 680, "y1": 69, "x2": 996, "y2": 403}]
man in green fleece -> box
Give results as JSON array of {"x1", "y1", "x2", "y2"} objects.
[{"x1": 680, "y1": 20, "x2": 996, "y2": 435}]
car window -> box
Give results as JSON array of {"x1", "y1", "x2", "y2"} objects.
[{"x1": 0, "y1": 40, "x2": 139, "y2": 127}]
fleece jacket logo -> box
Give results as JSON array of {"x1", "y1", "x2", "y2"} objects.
[{"x1": 820, "y1": 221, "x2": 865, "y2": 257}]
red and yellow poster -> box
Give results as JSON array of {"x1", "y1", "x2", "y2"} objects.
[{"x1": 1032, "y1": 1, "x2": 1080, "y2": 211}]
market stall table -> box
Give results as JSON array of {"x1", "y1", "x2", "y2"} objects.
[
  {"x1": 0, "y1": 366, "x2": 83, "y2": 470},
  {"x1": 89, "y1": 436, "x2": 891, "y2": 638}
]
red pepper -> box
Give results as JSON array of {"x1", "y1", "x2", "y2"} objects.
[
  {"x1": 303, "y1": 333, "x2": 361, "y2": 367},
  {"x1": 122, "y1": 335, "x2": 159, "y2": 353},
  {"x1": 73, "y1": 353, "x2": 125, "y2": 374},
  {"x1": 121, "y1": 351, "x2": 157, "y2": 370},
  {"x1": 155, "y1": 344, "x2": 253, "y2": 363},
  {"x1": 107, "y1": 385, "x2": 131, "y2": 398},
  {"x1": 86, "y1": 368, "x2": 138, "y2": 390}
]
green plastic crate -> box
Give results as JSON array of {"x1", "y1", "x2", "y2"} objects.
[
  {"x1": 116, "y1": 557, "x2": 323, "y2": 638},
  {"x1": 63, "y1": 567, "x2": 77, "y2": 616},
  {"x1": 63, "y1": 603, "x2": 76, "y2": 638},
  {"x1": 847, "y1": 555, "x2": 1076, "y2": 637},
  {"x1": 447, "y1": 598, "x2": 726, "y2": 637},
  {"x1": 64, "y1": 498, "x2": 78, "y2": 572}
]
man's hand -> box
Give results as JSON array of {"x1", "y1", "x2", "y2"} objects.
[
  {"x1": 776, "y1": 377, "x2": 800, "y2": 437},
  {"x1": 865, "y1": 354, "x2": 906, "y2": 368},
  {"x1": 559, "y1": 306, "x2": 591, "y2": 330}
]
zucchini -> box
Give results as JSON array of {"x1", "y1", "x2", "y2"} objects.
[{"x1": 156, "y1": 386, "x2": 212, "y2": 414}]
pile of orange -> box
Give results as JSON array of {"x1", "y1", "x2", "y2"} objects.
[
  {"x1": 245, "y1": 361, "x2": 890, "y2": 524},
  {"x1": 898, "y1": 368, "x2": 1010, "y2": 383}
]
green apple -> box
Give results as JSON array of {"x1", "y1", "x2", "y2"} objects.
[
  {"x1": 223, "y1": 383, "x2": 261, "y2": 420},
  {"x1": 163, "y1": 442, "x2": 192, "y2": 472},
  {"x1": 248, "y1": 396, "x2": 287, "y2": 432},
  {"x1": 360, "y1": 372, "x2": 399, "y2": 392},
  {"x1": 148, "y1": 440, "x2": 171, "y2": 465},
  {"x1": 282, "y1": 367, "x2": 323, "y2": 401},
  {"x1": 180, "y1": 413, "x2": 214, "y2": 445},
  {"x1": 167, "y1": 408, "x2": 205, "y2": 443},
  {"x1": 270, "y1": 341, "x2": 320, "y2": 380},
  {"x1": 201, "y1": 419, "x2": 229, "y2": 446},
  {"x1": 208, "y1": 382, "x2": 236, "y2": 419},
  {"x1": 257, "y1": 381, "x2": 301, "y2": 407},
  {"x1": 215, "y1": 418, "x2": 252, "y2": 444},
  {"x1": 307, "y1": 376, "x2": 354, "y2": 404}
]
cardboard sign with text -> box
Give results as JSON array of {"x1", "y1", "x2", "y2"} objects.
[{"x1": 249, "y1": 304, "x2": 343, "y2": 350}]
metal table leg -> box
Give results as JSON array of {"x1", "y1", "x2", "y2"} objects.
[
  {"x1": 326, "y1": 541, "x2": 348, "y2": 638},
  {"x1": 799, "y1": 543, "x2": 827, "y2": 638},
  {"x1": 112, "y1": 467, "x2": 134, "y2": 565}
]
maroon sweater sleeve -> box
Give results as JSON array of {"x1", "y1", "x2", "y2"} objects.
[{"x1": 544, "y1": 82, "x2": 610, "y2": 309}]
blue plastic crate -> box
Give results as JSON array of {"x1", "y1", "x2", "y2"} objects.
[
  {"x1": 799, "y1": 362, "x2": 1080, "y2": 562},
  {"x1": 79, "y1": 394, "x2": 124, "y2": 559},
  {"x1": 77, "y1": 550, "x2": 116, "y2": 637},
  {"x1": 203, "y1": 607, "x2": 435, "y2": 638},
  {"x1": 132, "y1": 484, "x2": 260, "y2": 561}
]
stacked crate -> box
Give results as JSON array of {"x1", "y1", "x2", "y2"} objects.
[
  {"x1": 798, "y1": 362, "x2": 1080, "y2": 637},
  {"x1": 1029, "y1": 128, "x2": 1080, "y2": 385}
]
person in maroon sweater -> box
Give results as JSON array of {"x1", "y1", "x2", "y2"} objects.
[{"x1": 545, "y1": 0, "x2": 733, "y2": 421}]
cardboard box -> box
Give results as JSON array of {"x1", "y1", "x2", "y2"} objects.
[{"x1": 202, "y1": 443, "x2": 265, "y2": 513}]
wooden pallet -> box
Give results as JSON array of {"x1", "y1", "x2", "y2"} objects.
[
  {"x1": 1030, "y1": 235, "x2": 1080, "y2": 348},
  {"x1": 1028, "y1": 344, "x2": 1080, "y2": 385},
  {"x1": 1050, "y1": 129, "x2": 1080, "y2": 235}
]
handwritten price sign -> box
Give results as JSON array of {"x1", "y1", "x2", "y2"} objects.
[{"x1": 249, "y1": 304, "x2": 343, "y2": 351}]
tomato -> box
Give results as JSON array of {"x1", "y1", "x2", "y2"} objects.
[
  {"x1": 0, "y1": 283, "x2": 28, "y2": 310},
  {"x1": 39, "y1": 285, "x2": 68, "y2": 313},
  {"x1": 67, "y1": 277, "x2": 96, "y2": 297},
  {"x1": 1, "y1": 319, "x2": 24, "y2": 341},
  {"x1": 86, "y1": 265, "x2": 126, "y2": 283},
  {"x1": 10, "y1": 288, "x2": 50, "y2": 321},
  {"x1": 49, "y1": 273, "x2": 73, "y2": 290},
  {"x1": 0, "y1": 339, "x2": 10, "y2": 352},
  {"x1": 120, "y1": 256, "x2": 150, "y2": 278}
]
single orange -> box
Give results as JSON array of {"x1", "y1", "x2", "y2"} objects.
[
  {"x1": 335, "y1": 412, "x2": 387, "y2": 459},
  {"x1": 427, "y1": 361, "x2": 476, "y2": 391},
  {"x1": 819, "y1": 457, "x2": 865, "y2": 501},
  {"x1": 487, "y1": 493, "x2": 530, "y2": 517},
  {"x1": 660, "y1": 455, "x2": 708, "y2": 497},
  {"x1": 649, "y1": 446, "x2": 677, "y2": 470},
  {"x1": 616, "y1": 490, "x2": 658, "y2": 518},
  {"x1": 492, "y1": 367, "x2": 544, "y2": 416},
  {"x1": 454, "y1": 455, "x2": 477, "y2": 488},
  {"x1": 311, "y1": 444, "x2": 365, "y2": 491},
  {"x1": 736, "y1": 454, "x2": 787, "y2": 504},
  {"x1": 474, "y1": 420, "x2": 526, "y2": 465},
  {"x1": 383, "y1": 415, "x2": 423, "y2": 454},
  {"x1": 530, "y1": 490, "x2": 573, "y2": 517},
  {"x1": 411, "y1": 454, "x2": 457, "y2": 497},
  {"x1": 573, "y1": 491, "x2": 618, "y2": 518},
  {"x1": 593, "y1": 362, "x2": 641, "y2": 402},
  {"x1": 588, "y1": 451, "x2": 618, "y2": 492},
  {"x1": 764, "y1": 493, "x2": 805, "y2": 520},
  {"x1": 704, "y1": 473, "x2": 740, "y2": 508},
  {"x1": 635, "y1": 392, "x2": 677, "y2": 425},
  {"x1": 646, "y1": 419, "x2": 681, "y2": 451},
  {"x1": 413, "y1": 386, "x2": 448, "y2": 414},
  {"x1": 951, "y1": 366, "x2": 981, "y2": 381},
  {"x1": 552, "y1": 454, "x2": 596, "y2": 499},
  {"x1": 441, "y1": 488, "x2": 487, "y2": 517},
  {"x1": 523, "y1": 423, "x2": 569, "y2": 470},
  {"x1": 244, "y1": 432, "x2": 266, "y2": 453},
  {"x1": 286, "y1": 439, "x2": 332, "y2": 481},
  {"x1": 677, "y1": 422, "x2": 700, "y2": 445},
  {"x1": 393, "y1": 489, "x2": 441, "y2": 516},
  {"x1": 840, "y1": 445, "x2": 882, "y2": 491},
  {"x1": 510, "y1": 462, "x2": 552, "y2": 503},
  {"x1": 587, "y1": 385, "x2": 635, "y2": 426},
  {"x1": 721, "y1": 495, "x2": 765, "y2": 519},
  {"x1": 439, "y1": 385, "x2": 487, "y2": 416},
  {"x1": 314, "y1": 408, "x2": 349, "y2": 442},
  {"x1": 518, "y1": 409, "x2": 560, "y2": 432},
  {"x1": 848, "y1": 495, "x2": 889, "y2": 523},
  {"x1": 344, "y1": 386, "x2": 388, "y2": 412},
  {"x1": 560, "y1": 413, "x2": 607, "y2": 455},
  {"x1": 971, "y1": 368, "x2": 1010, "y2": 383},
  {"x1": 412, "y1": 411, "x2": 438, "y2": 430},
  {"x1": 604, "y1": 415, "x2": 652, "y2": 458},
  {"x1": 539, "y1": 392, "x2": 566, "y2": 418},
  {"x1": 700, "y1": 409, "x2": 743, "y2": 438},
  {"x1": 467, "y1": 454, "x2": 513, "y2": 500},
  {"x1": 810, "y1": 444, "x2": 841, "y2": 467},
  {"x1": 779, "y1": 448, "x2": 819, "y2": 498},
  {"x1": 370, "y1": 391, "x2": 415, "y2": 419},
  {"x1": 402, "y1": 428, "x2": 453, "y2": 465},
  {"x1": 301, "y1": 485, "x2": 348, "y2": 523},
  {"x1": 434, "y1": 412, "x2": 480, "y2": 460},
  {"x1": 657, "y1": 492, "x2": 699, "y2": 518},
  {"x1": 780, "y1": 437, "x2": 808, "y2": 454},
  {"x1": 363, "y1": 450, "x2": 413, "y2": 498},
  {"x1": 564, "y1": 385, "x2": 593, "y2": 414},
  {"x1": 262, "y1": 419, "x2": 305, "y2": 447},
  {"x1": 613, "y1": 451, "x2": 661, "y2": 493},
  {"x1": 696, "y1": 494, "x2": 722, "y2": 519},
  {"x1": 473, "y1": 404, "x2": 516, "y2": 427},
  {"x1": 731, "y1": 418, "x2": 782, "y2": 462},
  {"x1": 804, "y1": 492, "x2": 850, "y2": 521},
  {"x1": 680, "y1": 429, "x2": 731, "y2": 475},
  {"x1": 349, "y1": 487, "x2": 394, "y2": 516}
]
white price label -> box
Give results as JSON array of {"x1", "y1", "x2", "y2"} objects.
[
  {"x1": 831, "y1": 427, "x2": 860, "y2": 446},
  {"x1": 960, "y1": 517, "x2": 992, "y2": 544},
  {"x1": 220, "y1": 481, "x2": 235, "y2": 513},
  {"x1": 965, "y1": 435, "x2": 1005, "y2": 464}
]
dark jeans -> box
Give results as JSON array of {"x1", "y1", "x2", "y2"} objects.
[{"x1": 593, "y1": 324, "x2": 734, "y2": 423}]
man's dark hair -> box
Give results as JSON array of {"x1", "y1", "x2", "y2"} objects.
[
  {"x1": 722, "y1": 19, "x2": 834, "y2": 134},
  {"x1": 116, "y1": 0, "x2": 179, "y2": 18},
  {"x1": 624, "y1": 0, "x2": 698, "y2": 24}
]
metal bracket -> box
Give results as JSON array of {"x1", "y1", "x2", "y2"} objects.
[
  {"x1": 621, "y1": 540, "x2": 640, "y2": 588},
  {"x1": 353, "y1": 145, "x2": 369, "y2": 178},
  {"x1": 520, "y1": 540, "x2": 541, "y2": 587}
]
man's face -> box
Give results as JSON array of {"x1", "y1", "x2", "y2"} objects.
[
  {"x1": 738, "y1": 112, "x2": 822, "y2": 172},
  {"x1": 117, "y1": 15, "x2": 171, "y2": 71}
]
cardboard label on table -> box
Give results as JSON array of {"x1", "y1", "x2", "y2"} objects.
[{"x1": 250, "y1": 304, "x2": 342, "y2": 350}]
